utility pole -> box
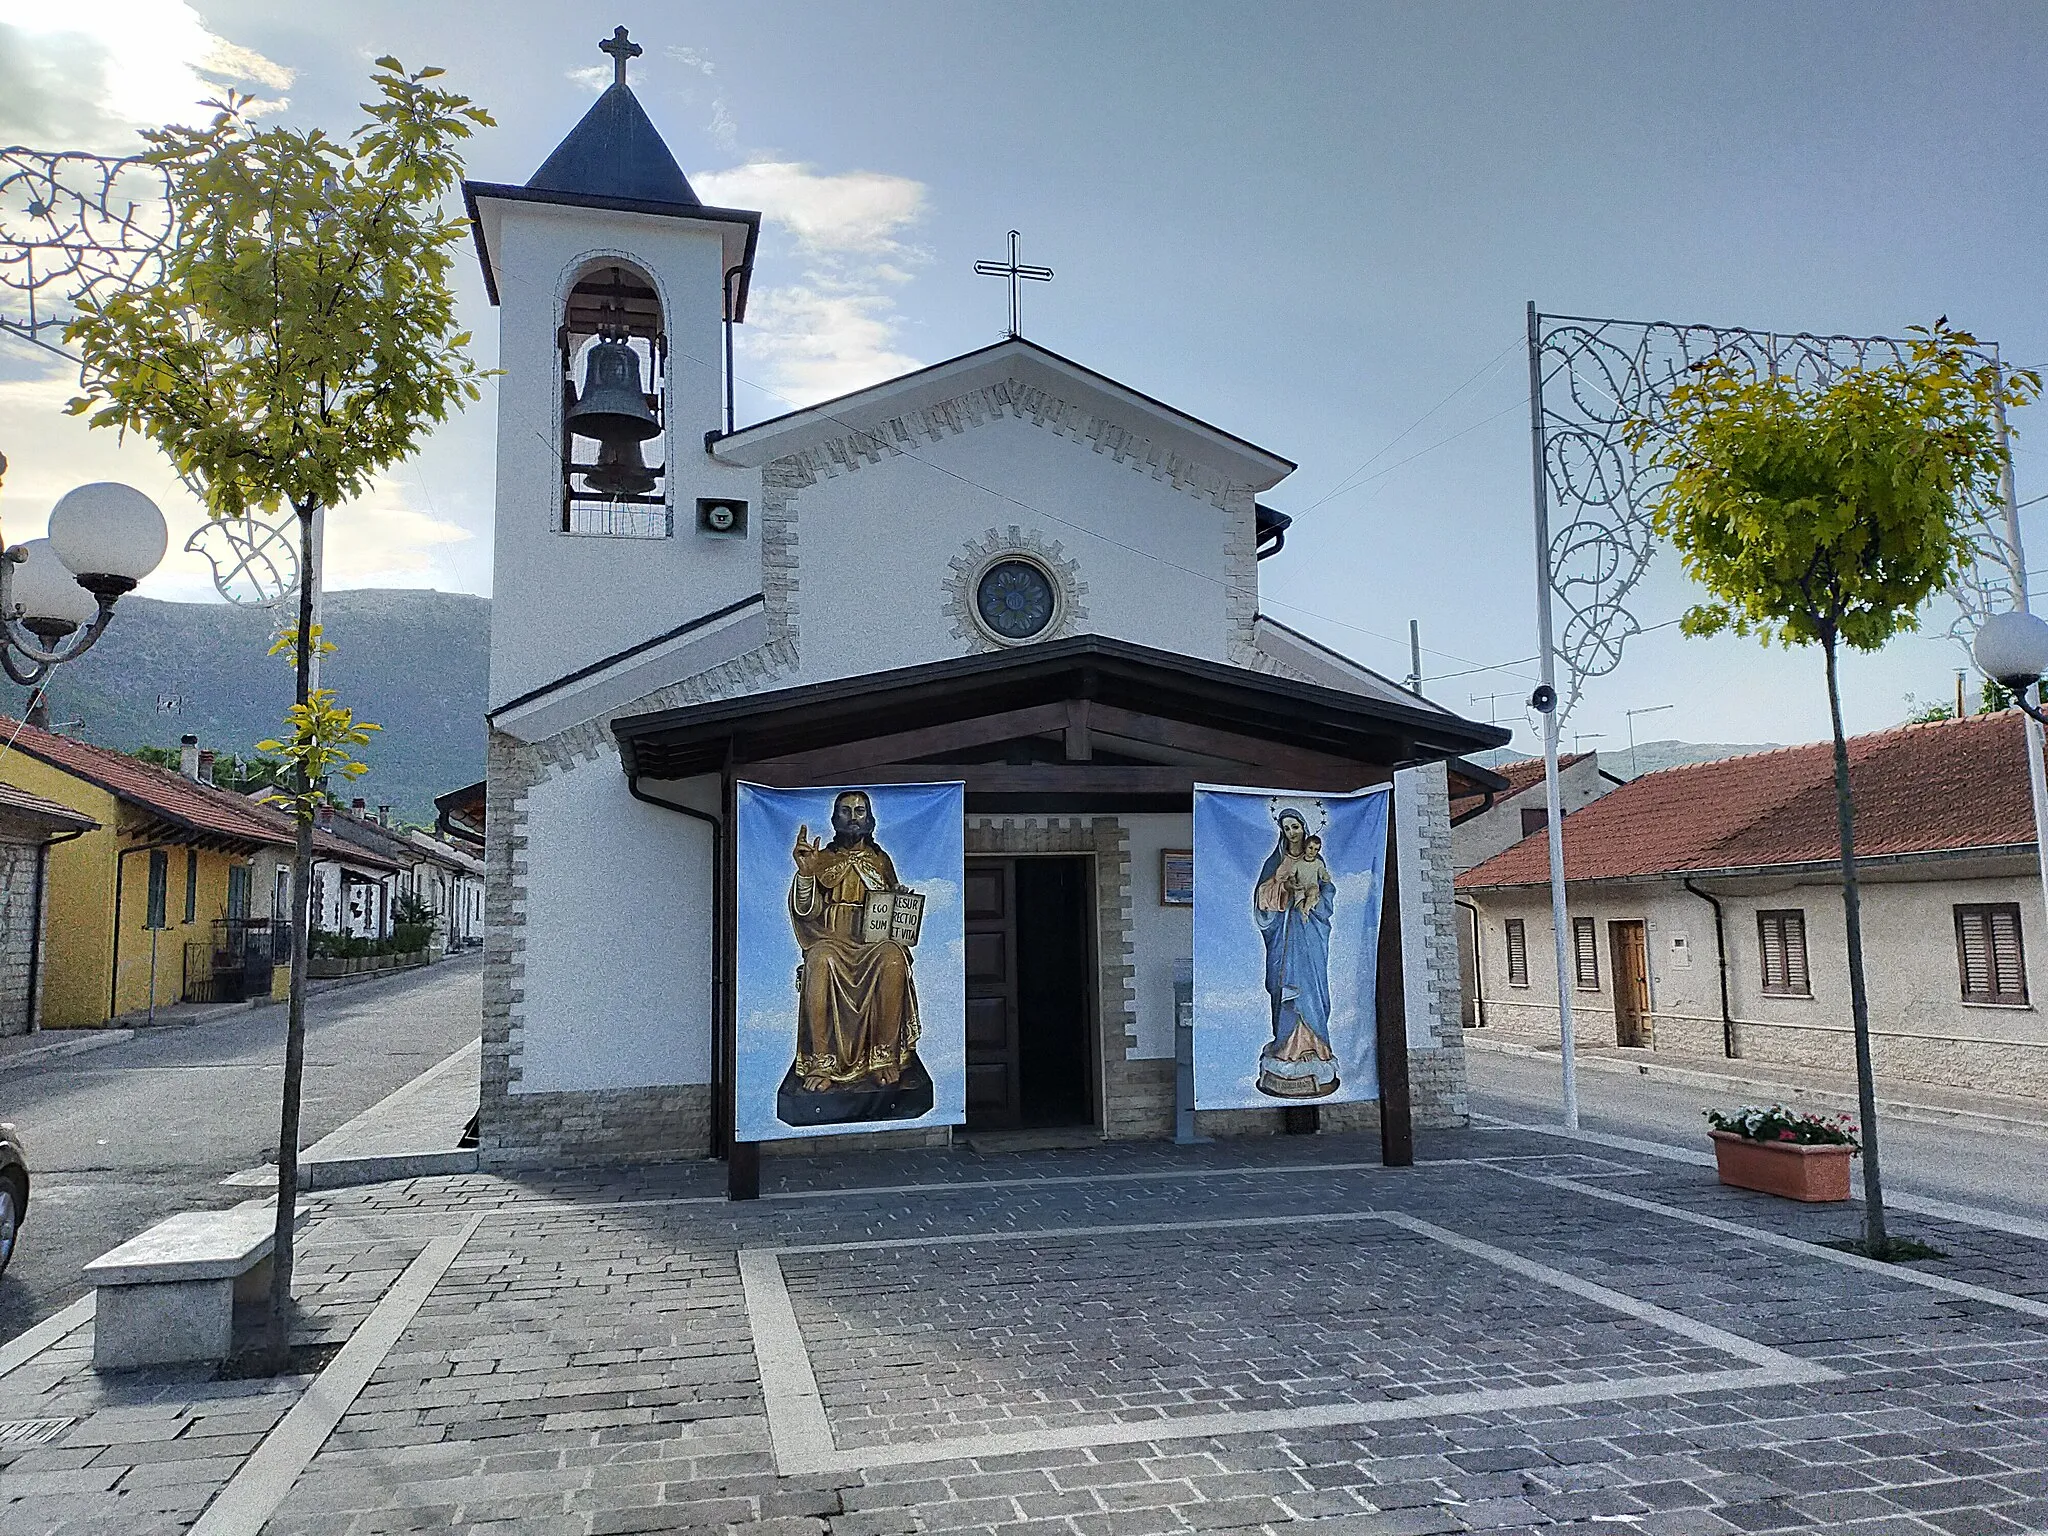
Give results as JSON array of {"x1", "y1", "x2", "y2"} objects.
[{"x1": 1405, "y1": 620, "x2": 1423, "y2": 697}]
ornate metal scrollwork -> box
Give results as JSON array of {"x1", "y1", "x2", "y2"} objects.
[
  {"x1": 0, "y1": 147, "x2": 173, "y2": 357},
  {"x1": 1533, "y1": 313, "x2": 2017, "y2": 720}
]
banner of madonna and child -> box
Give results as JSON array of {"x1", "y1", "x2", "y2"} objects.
[
  {"x1": 1191, "y1": 784, "x2": 1390, "y2": 1110},
  {"x1": 734, "y1": 781, "x2": 966, "y2": 1141}
]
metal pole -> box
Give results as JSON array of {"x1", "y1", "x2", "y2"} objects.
[
  {"x1": 1993, "y1": 377, "x2": 2048, "y2": 928},
  {"x1": 1408, "y1": 619, "x2": 1422, "y2": 696},
  {"x1": 1526, "y1": 302, "x2": 1579, "y2": 1129},
  {"x1": 307, "y1": 502, "x2": 325, "y2": 692}
]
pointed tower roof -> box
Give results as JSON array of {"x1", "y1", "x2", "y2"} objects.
[
  {"x1": 526, "y1": 81, "x2": 702, "y2": 211},
  {"x1": 462, "y1": 27, "x2": 760, "y2": 315}
]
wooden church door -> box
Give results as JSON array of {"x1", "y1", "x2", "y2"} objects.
[{"x1": 964, "y1": 859, "x2": 1022, "y2": 1126}]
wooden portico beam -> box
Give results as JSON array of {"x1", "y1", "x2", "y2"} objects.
[
  {"x1": 740, "y1": 702, "x2": 1074, "y2": 782},
  {"x1": 737, "y1": 761, "x2": 1390, "y2": 796}
]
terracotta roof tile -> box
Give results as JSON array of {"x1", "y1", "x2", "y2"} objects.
[
  {"x1": 0, "y1": 780, "x2": 98, "y2": 832},
  {"x1": 1457, "y1": 712, "x2": 2042, "y2": 889},
  {"x1": 1450, "y1": 753, "x2": 1588, "y2": 819},
  {"x1": 0, "y1": 717, "x2": 397, "y2": 869}
]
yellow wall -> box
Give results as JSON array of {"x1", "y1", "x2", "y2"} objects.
[{"x1": 1, "y1": 755, "x2": 291, "y2": 1026}]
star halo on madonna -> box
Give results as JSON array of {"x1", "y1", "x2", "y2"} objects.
[{"x1": 733, "y1": 781, "x2": 966, "y2": 1140}]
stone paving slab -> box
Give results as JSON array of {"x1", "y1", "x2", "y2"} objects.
[{"x1": 4, "y1": 1129, "x2": 2048, "y2": 1533}]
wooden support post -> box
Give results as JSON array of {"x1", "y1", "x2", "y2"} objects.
[
  {"x1": 728, "y1": 1139, "x2": 760, "y2": 1201},
  {"x1": 1376, "y1": 798, "x2": 1415, "y2": 1167}
]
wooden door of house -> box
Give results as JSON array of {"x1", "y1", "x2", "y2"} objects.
[
  {"x1": 965, "y1": 859, "x2": 1022, "y2": 1127},
  {"x1": 1609, "y1": 920, "x2": 1651, "y2": 1047}
]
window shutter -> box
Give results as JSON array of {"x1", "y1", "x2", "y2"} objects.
[
  {"x1": 1959, "y1": 908, "x2": 1992, "y2": 999},
  {"x1": 1992, "y1": 906, "x2": 2027, "y2": 1003},
  {"x1": 1760, "y1": 916, "x2": 1786, "y2": 991},
  {"x1": 1573, "y1": 916, "x2": 1599, "y2": 989},
  {"x1": 1505, "y1": 919, "x2": 1528, "y2": 987},
  {"x1": 1955, "y1": 904, "x2": 2024, "y2": 1003},
  {"x1": 1785, "y1": 912, "x2": 1809, "y2": 995}
]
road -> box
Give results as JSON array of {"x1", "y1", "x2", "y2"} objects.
[
  {"x1": 1467, "y1": 1043, "x2": 2048, "y2": 1225},
  {"x1": 0, "y1": 955, "x2": 481, "y2": 1345}
]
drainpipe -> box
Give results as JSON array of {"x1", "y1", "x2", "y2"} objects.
[
  {"x1": 1455, "y1": 897, "x2": 1486, "y2": 1028},
  {"x1": 627, "y1": 774, "x2": 725, "y2": 1160},
  {"x1": 26, "y1": 827, "x2": 88, "y2": 1033},
  {"x1": 1682, "y1": 878, "x2": 1737, "y2": 1059}
]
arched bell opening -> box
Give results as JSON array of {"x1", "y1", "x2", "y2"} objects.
[{"x1": 560, "y1": 262, "x2": 669, "y2": 537}]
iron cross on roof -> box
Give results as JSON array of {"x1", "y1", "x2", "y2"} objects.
[
  {"x1": 974, "y1": 230, "x2": 1054, "y2": 339},
  {"x1": 599, "y1": 25, "x2": 642, "y2": 87}
]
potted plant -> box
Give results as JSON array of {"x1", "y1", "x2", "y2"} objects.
[{"x1": 1705, "y1": 1104, "x2": 1859, "y2": 1202}]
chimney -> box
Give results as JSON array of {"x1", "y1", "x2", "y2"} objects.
[
  {"x1": 179, "y1": 734, "x2": 200, "y2": 779},
  {"x1": 377, "y1": 804, "x2": 391, "y2": 825},
  {"x1": 197, "y1": 749, "x2": 216, "y2": 785},
  {"x1": 351, "y1": 798, "x2": 367, "y2": 814}
]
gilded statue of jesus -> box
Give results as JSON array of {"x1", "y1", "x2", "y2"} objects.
[{"x1": 788, "y1": 790, "x2": 921, "y2": 1092}]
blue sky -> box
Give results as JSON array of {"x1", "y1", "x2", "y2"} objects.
[{"x1": 4, "y1": 2, "x2": 2047, "y2": 753}]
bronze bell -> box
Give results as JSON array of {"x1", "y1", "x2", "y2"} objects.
[
  {"x1": 564, "y1": 337, "x2": 660, "y2": 445},
  {"x1": 581, "y1": 438, "x2": 658, "y2": 498}
]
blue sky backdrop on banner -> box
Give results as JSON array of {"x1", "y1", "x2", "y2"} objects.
[
  {"x1": 1192, "y1": 784, "x2": 1389, "y2": 1112},
  {"x1": 733, "y1": 781, "x2": 964, "y2": 1143},
  {"x1": 5, "y1": 4, "x2": 2048, "y2": 752}
]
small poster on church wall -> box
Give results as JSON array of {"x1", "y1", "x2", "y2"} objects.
[
  {"x1": 734, "y1": 781, "x2": 967, "y2": 1141},
  {"x1": 1190, "y1": 784, "x2": 1390, "y2": 1110}
]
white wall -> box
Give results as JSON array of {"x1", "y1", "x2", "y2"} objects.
[
  {"x1": 488, "y1": 202, "x2": 764, "y2": 711},
  {"x1": 1122, "y1": 813, "x2": 1194, "y2": 1060},
  {"x1": 1467, "y1": 862, "x2": 2048, "y2": 1092},
  {"x1": 513, "y1": 754, "x2": 715, "y2": 1093},
  {"x1": 787, "y1": 417, "x2": 1237, "y2": 685}
]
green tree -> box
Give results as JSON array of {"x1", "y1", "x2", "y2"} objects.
[
  {"x1": 1642, "y1": 325, "x2": 2035, "y2": 1256},
  {"x1": 1901, "y1": 694, "x2": 1955, "y2": 724},
  {"x1": 67, "y1": 60, "x2": 490, "y2": 1369}
]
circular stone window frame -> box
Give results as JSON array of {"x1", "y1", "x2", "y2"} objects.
[
  {"x1": 945, "y1": 528, "x2": 1089, "y2": 653},
  {"x1": 969, "y1": 551, "x2": 1066, "y2": 647}
]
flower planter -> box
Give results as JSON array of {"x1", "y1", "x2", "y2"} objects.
[{"x1": 1710, "y1": 1130, "x2": 1853, "y2": 1202}]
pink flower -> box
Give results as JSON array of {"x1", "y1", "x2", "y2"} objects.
[{"x1": 1778, "y1": 1130, "x2": 1796, "y2": 1141}]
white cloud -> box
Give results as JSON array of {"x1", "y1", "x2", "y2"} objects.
[
  {"x1": 565, "y1": 64, "x2": 610, "y2": 94},
  {"x1": 694, "y1": 162, "x2": 932, "y2": 408},
  {"x1": 0, "y1": 358, "x2": 473, "y2": 604},
  {"x1": 695, "y1": 162, "x2": 926, "y2": 257},
  {"x1": 0, "y1": 3, "x2": 292, "y2": 147}
]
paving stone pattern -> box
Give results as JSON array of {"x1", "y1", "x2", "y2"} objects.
[
  {"x1": 4, "y1": 1130, "x2": 2048, "y2": 1534},
  {"x1": 785, "y1": 1227, "x2": 1746, "y2": 1450}
]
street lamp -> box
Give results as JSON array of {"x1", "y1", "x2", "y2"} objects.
[
  {"x1": 1972, "y1": 610, "x2": 2048, "y2": 725},
  {"x1": 0, "y1": 455, "x2": 168, "y2": 688}
]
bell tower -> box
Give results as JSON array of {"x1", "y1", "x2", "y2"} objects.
[{"x1": 466, "y1": 27, "x2": 763, "y2": 719}]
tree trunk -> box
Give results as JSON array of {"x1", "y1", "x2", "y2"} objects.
[
  {"x1": 265, "y1": 500, "x2": 320, "y2": 1370},
  {"x1": 1824, "y1": 633, "x2": 1888, "y2": 1255}
]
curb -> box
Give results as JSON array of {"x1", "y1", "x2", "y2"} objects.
[
  {"x1": 0, "y1": 1028, "x2": 133, "y2": 1075},
  {"x1": 224, "y1": 1149, "x2": 481, "y2": 1191},
  {"x1": 1467, "y1": 1034, "x2": 2048, "y2": 1138}
]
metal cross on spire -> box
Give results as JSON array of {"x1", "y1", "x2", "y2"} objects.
[
  {"x1": 600, "y1": 25, "x2": 642, "y2": 87},
  {"x1": 973, "y1": 230, "x2": 1054, "y2": 339}
]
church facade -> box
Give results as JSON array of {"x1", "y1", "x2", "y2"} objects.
[{"x1": 467, "y1": 42, "x2": 1508, "y2": 1169}]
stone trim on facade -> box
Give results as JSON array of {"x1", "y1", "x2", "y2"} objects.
[{"x1": 760, "y1": 374, "x2": 1264, "y2": 664}]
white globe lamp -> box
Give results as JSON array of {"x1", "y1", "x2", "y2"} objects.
[
  {"x1": 46, "y1": 481, "x2": 168, "y2": 593},
  {"x1": 1973, "y1": 610, "x2": 2048, "y2": 694},
  {"x1": 10, "y1": 539, "x2": 98, "y2": 634}
]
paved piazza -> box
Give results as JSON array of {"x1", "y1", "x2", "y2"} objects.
[{"x1": 2, "y1": 1126, "x2": 2047, "y2": 1535}]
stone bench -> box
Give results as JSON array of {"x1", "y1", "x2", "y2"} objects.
[{"x1": 82, "y1": 1200, "x2": 301, "y2": 1370}]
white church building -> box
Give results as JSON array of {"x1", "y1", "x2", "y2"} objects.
[{"x1": 466, "y1": 35, "x2": 1509, "y2": 1169}]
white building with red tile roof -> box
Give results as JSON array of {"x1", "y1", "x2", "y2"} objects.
[{"x1": 1456, "y1": 711, "x2": 2048, "y2": 1098}]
